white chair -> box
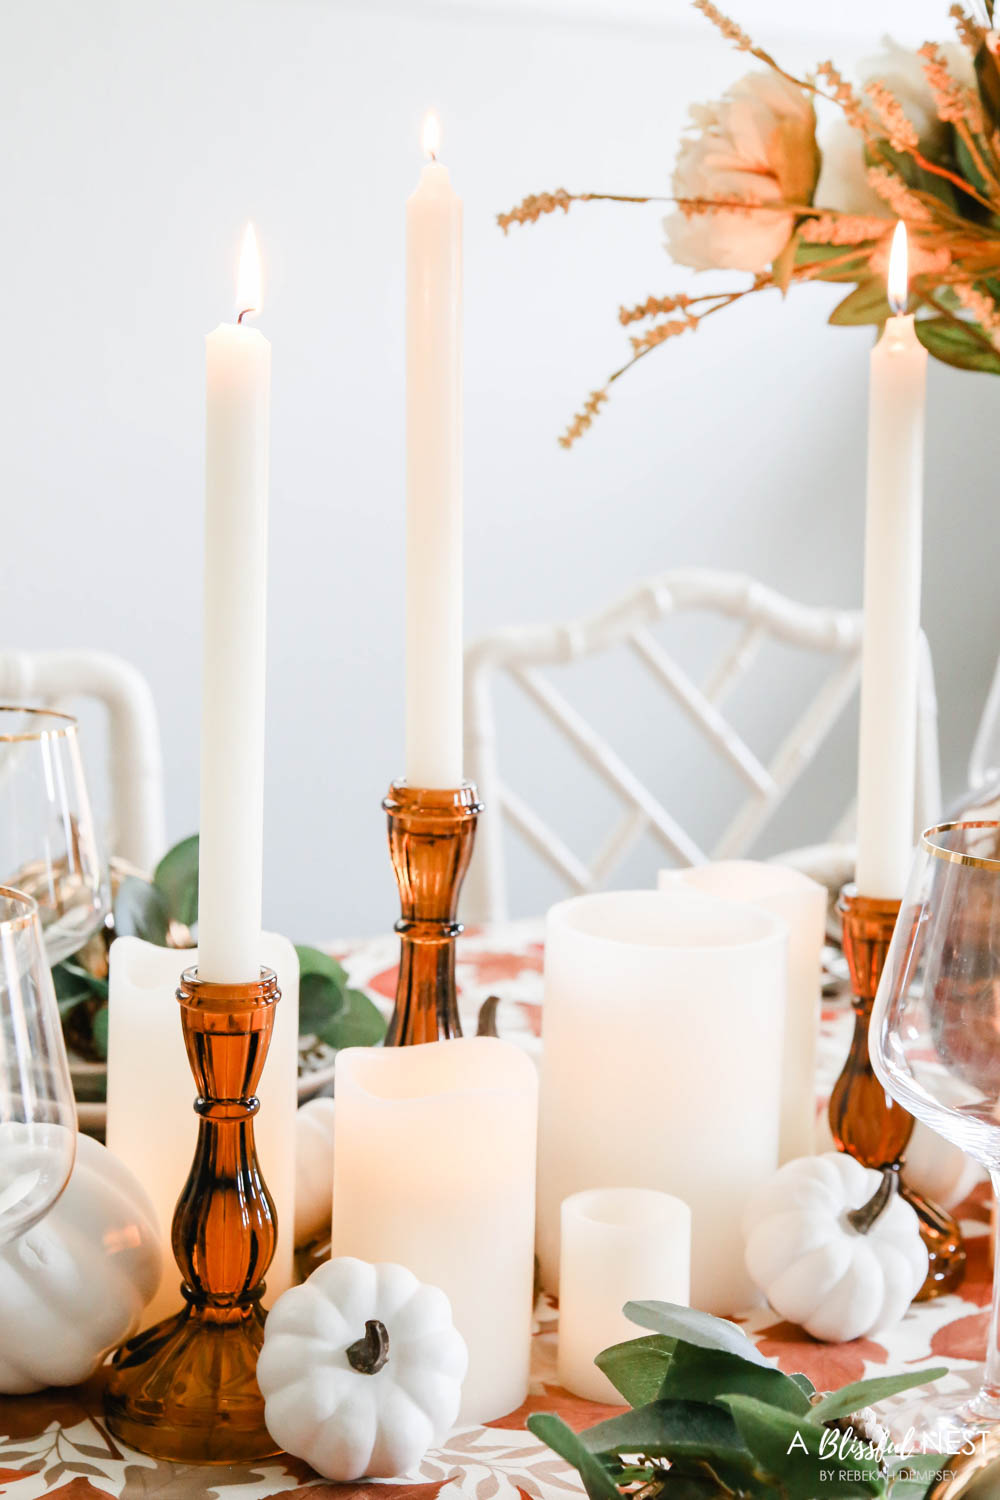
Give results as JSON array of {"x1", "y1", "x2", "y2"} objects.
[
  {"x1": 463, "y1": 568, "x2": 941, "y2": 922},
  {"x1": 0, "y1": 649, "x2": 167, "y2": 872}
]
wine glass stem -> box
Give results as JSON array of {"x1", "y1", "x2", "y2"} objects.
[{"x1": 984, "y1": 1171, "x2": 1000, "y2": 1402}]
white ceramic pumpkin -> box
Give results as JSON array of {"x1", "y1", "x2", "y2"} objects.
[
  {"x1": 294, "y1": 1097, "x2": 336, "y2": 1246},
  {"x1": 258, "y1": 1256, "x2": 468, "y2": 1480},
  {"x1": 743, "y1": 1152, "x2": 928, "y2": 1343},
  {"x1": 0, "y1": 1133, "x2": 162, "y2": 1393}
]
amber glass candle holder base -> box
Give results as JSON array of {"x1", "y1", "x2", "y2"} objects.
[
  {"x1": 383, "y1": 781, "x2": 482, "y2": 1046},
  {"x1": 829, "y1": 888, "x2": 965, "y2": 1301},
  {"x1": 105, "y1": 966, "x2": 282, "y2": 1463},
  {"x1": 104, "y1": 1297, "x2": 276, "y2": 1463}
]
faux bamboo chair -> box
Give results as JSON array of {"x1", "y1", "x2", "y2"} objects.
[{"x1": 463, "y1": 568, "x2": 941, "y2": 922}]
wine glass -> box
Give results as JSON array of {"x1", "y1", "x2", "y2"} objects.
[
  {"x1": 872, "y1": 820, "x2": 1000, "y2": 1437},
  {"x1": 0, "y1": 707, "x2": 109, "y2": 962},
  {"x1": 0, "y1": 887, "x2": 77, "y2": 1245}
]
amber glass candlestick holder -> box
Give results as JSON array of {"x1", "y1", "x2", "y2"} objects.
[
  {"x1": 105, "y1": 966, "x2": 281, "y2": 1463},
  {"x1": 383, "y1": 781, "x2": 482, "y2": 1045},
  {"x1": 829, "y1": 887, "x2": 965, "y2": 1300}
]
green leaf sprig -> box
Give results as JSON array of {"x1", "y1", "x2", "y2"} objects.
[
  {"x1": 528, "y1": 1302, "x2": 948, "y2": 1499},
  {"x1": 55, "y1": 833, "x2": 385, "y2": 1079}
]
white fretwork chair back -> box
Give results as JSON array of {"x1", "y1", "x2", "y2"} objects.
[
  {"x1": 0, "y1": 649, "x2": 167, "y2": 872},
  {"x1": 463, "y1": 569, "x2": 941, "y2": 923}
]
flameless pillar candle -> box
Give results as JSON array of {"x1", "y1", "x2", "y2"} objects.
[
  {"x1": 537, "y1": 890, "x2": 786, "y2": 1314},
  {"x1": 405, "y1": 112, "x2": 463, "y2": 788},
  {"x1": 199, "y1": 224, "x2": 271, "y2": 980},
  {"x1": 558, "y1": 1188, "x2": 691, "y2": 1403},
  {"x1": 331, "y1": 1038, "x2": 537, "y2": 1424},
  {"x1": 666, "y1": 861, "x2": 826, "y2": 1163},
  {"x1": 105, "y1": 934, "x2": 299, "y2": 1327},
  {"x1": 855, "y1": 222, "x2": 927, "y2": 899}
]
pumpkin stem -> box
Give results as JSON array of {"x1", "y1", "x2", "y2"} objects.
[
  {"x1": 846, "y1": 1167, "x2": 897, "y2": 1235},
  {"x1": 477, "y1": 995, "x2": 501, "y2": 1037},
  {"x1": 345, "y1": 1319, "x2": 390, "y2": 1375}
]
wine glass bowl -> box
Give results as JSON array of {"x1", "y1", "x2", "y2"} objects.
[
  {"x1": 872, "y1": 821, "x2": 1000, "y2": 1431},
  {"x1": 0, "y1": 887, "x2": 77, "y2": 1247},
  {"x1": 0, "y1": 707, "x2": 109, "y2": 963}
]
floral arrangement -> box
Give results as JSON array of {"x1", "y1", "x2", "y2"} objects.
[
  {"x1": 499, "y1": 1, "x2": 1000, "y2": 445},
  {"x1": 529, "y1": 1299, "x2": 949, "y2": 1498}
]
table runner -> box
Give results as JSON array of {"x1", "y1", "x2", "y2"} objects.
[{"x1": 0, "y1": 922, "x2": 991, "y2": 1499}]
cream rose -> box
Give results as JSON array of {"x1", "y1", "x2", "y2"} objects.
[
  {"x1": 816, "y1": 38, "x2": 975, "y2": 215},
  {"x1": 665, "y1": 70, "x2": 819, "y2": 272}
]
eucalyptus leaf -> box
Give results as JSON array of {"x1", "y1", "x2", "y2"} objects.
[
  {"x1": 52, "y1": 961, "x2": 105, "y2": 1014},
  {"x1": 318, "y1": 987, "x2": 386, "y2": 1050},
  {"x1": 114, "y1": 875, "x2": 169, "y2": 946},
  {"x1": 886, "y1": 1452, "x2": 951, "y2": 1496},
  {"x1": 772, "y1": 233, "x2": 798, "y2": 296},
  {"x1": 624, "y1": 1301, "x2": 771, "y2": 1368},
  {"x1": 92, "y1": 1004, "x2": 109, "y2": 1061},
  {"x1": 808, "y1": 1369, "x2": 948, "y2": 1425},
  {"x1": 659, "y1": 1343, "x2": 812, "y2": 1416},
  {"x1": 297, "y1": 945, "x2": 350, "y2": 1035},
  {"x1": 153, "y1": 834, "x2": 199, "y2": 926},
  {"x1": 794, "y1": 243, "x2": 872, "y2": 283},
  {"x1": 721, "y1": 1394, "x2": 886, "y2": 1499},
  {"x1": 525, "y1": 1415, "x2": 619, "y2": 1500},
  {"x1": 595, "y1": 1333, "x2": 675, "y2": 1407},
  {"x1": 580, "y1": 1398, "x2": 748, "y2": 1463},
  {"x1": 916, "y1": 316, "x2": 1000, "y2": 374},
  {"x1": 791, "y1": 1373, "x2": 817, "y2": 1400}
]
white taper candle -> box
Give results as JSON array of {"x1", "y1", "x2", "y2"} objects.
[
  {"x1": 199, "y1": 225, "x2": 270, "y2": 980},
  {"x1": 855, "y1": 222, "x2": 927, "y2": 900},
  {"x1": 405, "y1": 112, "x2": 463, "y2": 788}
]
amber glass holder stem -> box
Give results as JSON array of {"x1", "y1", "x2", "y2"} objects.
[
  {"x1": 384, "y1": 781, "x2": 482, "y2": 1045},
  {"x1": 829, "y1": 887, "x2": 965, "y2": 1300},
  {"x1": 105, "y1": 966, "x2": 281, "y2": 1463}
]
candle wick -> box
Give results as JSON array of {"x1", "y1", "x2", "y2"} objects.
[
  {"x1": 888, "y1": 293, "x2": 908, "y2": 317},
  {"x1": 237, "y1": 307, "x2": 256, "y2": 325}
]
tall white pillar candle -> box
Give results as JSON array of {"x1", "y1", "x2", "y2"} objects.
[
  {"x1": 855, "y1": 222, "x2": 927, "y2": 899},
  {"x1": 537, "y1": 890, "x2": 785, "y2": 1314},
  {"x1": 666, "y1": 861, "x2": 826, "y2": 1164},
  {"x1": 405, "y1": 112, "x2": 463, "y2": 788},
  {"x1": 200, "y1": 224, "x2": 271, "y2": 980},
  {"x1": 331, "y1": 1038, "x2": 537, "y2": 1424},
  {"x1": 558, "y1": 1188, "x2": 691, "y2": 1403},
  {"x1": 105, "y1": 934, "x2": 299, "y2": 1328}
]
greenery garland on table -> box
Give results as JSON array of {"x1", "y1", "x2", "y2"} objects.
[
  {"x1": 53, "y1": 834, "x2": 386, "y2": 1086},
  {"x1": 528, "y1": 1302, "x2": 949, "y2": 1499}
]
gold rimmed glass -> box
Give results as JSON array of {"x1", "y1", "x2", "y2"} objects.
[
  {"x1": 872, "y1": 821, "x2": 1000, "y2": 1438},
  {"x1": 0, "y1": 887, "x2": 77, "y2": 1245},
  {"x1": 0, "y1": 707, "x2": 109, "y2": 963}
]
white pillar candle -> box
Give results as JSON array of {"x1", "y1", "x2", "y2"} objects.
[
  {"x1": 105, "y1": 933, "x2": 299, "y2": 1328},
  {"x1": 537, "y1": 890, "x2": 785, "y2": 1315},
  {"x1": 331, "y1": 1037, "x2": 537, "y2": 1424},
  {"x1": 855, "y1": 222, "x2": 927, "y2": 900},
  {"x1": 666, "y1": 861, "x2": 826, "y2": 1164},
  {"x1": 200, "y1": 224, "x2": 271, "y2": 980},
  {"x1": 558, "y1": 1187, "x2": 691, "y2": 1404},
  {"x1": 405, "y1": 112, "x2": 463, "y2": 788}
]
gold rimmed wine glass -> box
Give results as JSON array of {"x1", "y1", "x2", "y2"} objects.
[{"x1": 872, "y1": 821, "x2": 1000, "y2": 1439}]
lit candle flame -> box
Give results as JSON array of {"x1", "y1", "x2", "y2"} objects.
[
  {"x1": 887, "y1": 220, "x2": 909, "y2": 316},
  {"x1": 422, "y1": 110, "x2": 441, "y2": 162},
  {"x1": 236, "y1": 222, "x2": 262, "y2": 323}
]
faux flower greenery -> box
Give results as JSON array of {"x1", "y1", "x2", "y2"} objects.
[
  {"x1": 528, "y1": 1301, "x2": 949, "y2": 1499},
  {"x1": 54, "y1": 834, "x2": 385, "y2": 1085}
]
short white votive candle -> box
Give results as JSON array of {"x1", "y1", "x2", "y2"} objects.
[
  {"x1": 558, "y1": 1187, "x2": 691, "y2": 1403},
  {"x1": 665, "y1": 862, "x2": 826, "y2": 1164},
  {"x1": 537, "y1": 890, "x2": 785, "y2": 1315},
  {"x1": 331, "y1": 1037, "x2": 537, "y2": 1425}
]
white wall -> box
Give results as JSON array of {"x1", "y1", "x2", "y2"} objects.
[{"x1": 2, "y1": 0, "x2": 996, "y2": 939}]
